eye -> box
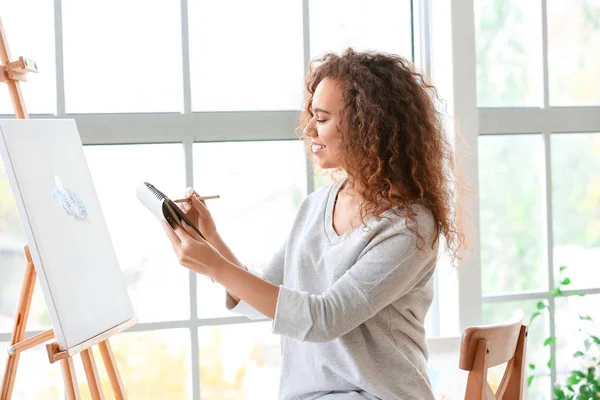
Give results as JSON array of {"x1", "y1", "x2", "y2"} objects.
[{"x1": 314, "y1": 114, "x2": 327, "y2": 123}]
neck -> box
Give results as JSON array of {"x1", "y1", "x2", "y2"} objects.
[
  {"x1": 341, "y1": 175, "x2": 396, "y2": 217},
  {"x1": 338, "y1": 177, "x2": 363, "y2": 208},
  {"x1": 341, "y1": 176, "x2": 362, "y2": 196}
]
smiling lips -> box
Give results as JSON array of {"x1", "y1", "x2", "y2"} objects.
[{"x1": 312, "y1": 142, "x2": 326, "y2": 154}]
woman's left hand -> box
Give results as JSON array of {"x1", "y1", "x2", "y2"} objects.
[{"x1": 161, "y1": 219, "x2": 225, "y2": 279}]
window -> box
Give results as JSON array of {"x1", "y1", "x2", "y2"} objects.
[
  {"x1": 547, "y1": 0, "x2": 600, "y2": 106},
  {"x1": 199, "y1": 322, "x2": 280, "y2": 399},
  {"x1": 551, "y1": 133, "x2": 600, "y2": 289},
  {"x1": 0, "y1": 1, "x2": 419, "y2": 398},
  {"x1": 478, "y1": 134, "x2": 547, "y2": 294},
  {"x1": 0, "y1": 0, "x2": 56, "y2": 114},
  {"x1": 554, "y1": 294, "x2": 600, "y2": 384},
  {"x1": 474, "y1": 0, "x2": 543, "y2": 107},
  {"x1": 62, "y1": 0, "x2": 184, "y2": 113},
  {"x1": 474, "y1": 0, "x2": 600, "y2": 398},
  {"x1": 188, "y1": 0, "x2": 305, "y2": 112},
  {"x1": 193, "y1": 140, "x2": 307, "y2": 318},
  {"x1": 309, "y1": 0, "x2": 413, "y2": 59},
  {"x1": 83, "y1": 144, "x2": 190, "y2": 322},
  {"x1": 82, "y1": 330, "x2": 192, "y2": 398}
]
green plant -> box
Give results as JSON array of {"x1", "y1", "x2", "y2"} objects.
[
  {"x1": 528, "y1": 266, "x2": 600, "y2": 400},
  {"x1": 553, "y1": 337, "x2": 600, "y2": 400}
]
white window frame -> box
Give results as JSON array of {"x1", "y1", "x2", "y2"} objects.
[{"x1": 441, "y1": 0, "x2": 600, "y2": 394}]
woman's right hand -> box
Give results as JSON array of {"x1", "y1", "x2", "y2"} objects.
[{"x1": 177, "y1": 188, "x2": 218, "y2": 243}]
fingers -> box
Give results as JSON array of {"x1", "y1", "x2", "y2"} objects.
[
  {"x1": 181, "y1": 220, "x2": 204, "y2": 242},
  {"x1": 190, "y1": 193, "x2": 211, "y2": 216},
  {"x1": 184, "y1": 187, "x2": 196, "y2": 198},
  {"x1": 161, "y1": 220, "x2": 181, "y2": 245},
  {"x1": 183, "y1": 187, "x2": 211, "y2": 217},
  {"x1": 180, "y1": 201, "x2": 192, "y2": 212},
  {"x1": 178, "y1": 187, "x2": 196, "y2": 212},
  {"x1": 175, "y1": 201, "x2": 189, "y2": 213},
  {"x1": 171, "y1": 222, "x2": 192, "y2": 242},
  {"x1": 184, "y1": 187, "x2": 203, "y2": 203},
  {"x1": 185, "y1": 187, "x2": 202, "y2": 198}
]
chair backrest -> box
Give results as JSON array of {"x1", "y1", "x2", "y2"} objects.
[{"x1": 459, "y1": 310, "x2": 528, "y2": 400}]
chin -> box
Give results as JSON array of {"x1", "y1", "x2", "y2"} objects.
[
  {"x1": 311, "y1": 150, "x2": 341, "y2": 169},
  {"x1": 315, "y1": 159, "x2": 337, "y2": 169}
]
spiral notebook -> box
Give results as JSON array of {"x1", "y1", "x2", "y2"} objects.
[{"x1": 135, "y1": 182, "x2": 205, "y2": 240}]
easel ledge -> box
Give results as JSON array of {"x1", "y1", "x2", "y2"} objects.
[{"x1": 46, "y1": 317, "x2": 138, "y2": 364}]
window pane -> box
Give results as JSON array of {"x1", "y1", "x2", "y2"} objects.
[
  {"x1": 76, "y1": 329, "x2": 191, "y2": 398},
  {"x1": 548, "y1": 0, "x2": 600, "y2": 106},
  {"x1": 474, "y1": 0, "x2": 543, "y2": 107},
  {"x1": 0, "y1": 162, "x2": 52, "y2": 333},
  {"x1": 0, "y1": 340, "x2": 63, "y2": 398},
  {"x1": 309, "y1": 0, "x2": 413, "y2": 59},
  {"x1": 555, "y1": 295, "x2": 600, "y2": 390},
  {"x1": 189, "y1": 0, "x2": 304, "y2": 111},
  {"x1": 199, "y1": 322, "x2": 280, "y2": 399},
  {"x1": 479, "y1": 135, "x2": 547, "y2": 294},
  {"x1": 428, "y1": 247, "x2": 460, "y2": 338},
  {"x1": 483, "y1": 301, "x2": 550, "y2": 400},
  {"x1": 427, "y1": 344, "x2": 466, "y2": 399},
  {"x1": 62, "y1": 0, "x2": 183, "y2": 113},
  {"x1": 0, "y1": 1, "x2": 56, "y2": 114},
  {"x1": 551, "y1": 133, "x2": 600, "y2": 290},
  {"x1": 84, "y1": 144, "x2": 190, "y2": 322},
  {"x1": 193, "y1": 141, "x2": 306, "y2": 318}
]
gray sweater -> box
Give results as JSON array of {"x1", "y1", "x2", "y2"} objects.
[{"x1": 226, "y1": 178, "x2": 438, "y2": 400}]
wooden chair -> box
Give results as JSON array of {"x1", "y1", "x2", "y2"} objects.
[{"x1": 459, "y1": 310, "x2": 528, "y2": 400}]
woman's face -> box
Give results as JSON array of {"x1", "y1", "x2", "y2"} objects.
[{"x1": 303, "y1": 77, "x2": 346, "y2": 170}]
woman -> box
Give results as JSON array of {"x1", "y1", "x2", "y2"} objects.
[{"x1": 162, "y1": 48, "x2": 464, "y2": 400}]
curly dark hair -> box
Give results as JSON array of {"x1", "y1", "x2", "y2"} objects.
[{"x1": 301, "y1": 48, "x2": 465, "y2": 260}]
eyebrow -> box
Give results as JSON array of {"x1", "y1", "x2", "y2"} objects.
[{"x1": 313, "y1": 108, "x2": 331, "y2": 115}]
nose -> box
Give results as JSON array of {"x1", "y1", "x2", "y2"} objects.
[{"x1": 303, "y1": 117, "x2": 317, "y2": 138}]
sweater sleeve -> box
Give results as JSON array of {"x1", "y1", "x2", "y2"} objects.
[
  {"x1": 271, "y1": 226, "x2": 437, "y2": 343},
  {"x1": 225, "y1": 240, "x2": 286, "y2": 319}
]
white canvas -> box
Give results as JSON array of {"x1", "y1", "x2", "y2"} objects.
[{"x1": 0, "y1": 119, "x2": 135, "y2": 351}]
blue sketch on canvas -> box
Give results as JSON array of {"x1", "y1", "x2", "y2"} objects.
[{"x1": 52, "y1": 176, "x2": 89, "y2": 222}]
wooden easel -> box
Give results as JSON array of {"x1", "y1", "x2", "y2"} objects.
[{"x1": 0, "y1": 17, "x2": 136, "y2": 400}]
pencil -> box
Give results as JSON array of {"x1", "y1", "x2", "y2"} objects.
[{"x1": 173, "y1": 195, "x2": 220, "y2": 203}]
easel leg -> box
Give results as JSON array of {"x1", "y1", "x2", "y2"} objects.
[
  {"x1": 98, "y1": 340, "x2": 127, "y2": 400},
  {"x1": 60, "y1": 356, "x2": 81, "y2": 400},
  {"x1": 0, "y1": 246, "x2": 36, "y2": 399},
  {"x1": 81, "y1": 348, "x2": 105, "y2": 400}
]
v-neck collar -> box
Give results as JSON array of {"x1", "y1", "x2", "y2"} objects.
[
  {"x1": 324, "y1": 177, "x2": 403, "y2": 245},
  {"x1": 324, "y1": 177, "x2": 353, "y2": 244}
]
